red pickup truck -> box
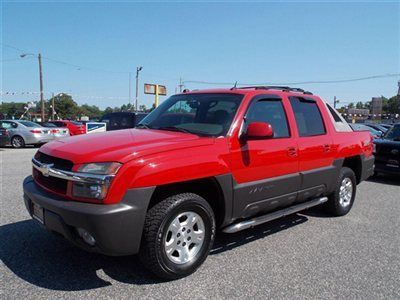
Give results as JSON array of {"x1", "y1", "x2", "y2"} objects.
[{"x1": 23, "y1": 86, "x2": 374, "y2": 279}]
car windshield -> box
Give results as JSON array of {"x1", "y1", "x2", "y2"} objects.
[
  {"x1": 138, "y1": 93, "x2": 243, "y2": 136},
  {"x1": 384, "y1": 124, "x2": 400, "y2": 141},
  {"x1": 18, "y1": 121, "x2": 42, "y2": 128}
]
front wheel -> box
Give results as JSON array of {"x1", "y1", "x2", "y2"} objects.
[
  {"x1": 139, "y1": 193, "x2": 216, "y2": 280},
  {"x1": 325, "y1": 167, "x2": 357, "y2": 216}
]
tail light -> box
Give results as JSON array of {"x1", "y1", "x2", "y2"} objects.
[
  {"x1": 51, "y1": 129, "x2": 59, "y2": 134},
  {"x1": 30, "y1": 129, "x2": 42, "y2": 134}
]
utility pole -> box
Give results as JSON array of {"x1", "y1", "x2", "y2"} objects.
[
  {"x1": 51, "y1": 93, "x2": 55, "y2": 121},
  {"x1": 19, "y1": 52, "x2": 45, "y2": 120},
  {"x1": 129, "y1": 72, "x2": 132, "y2": 108},
  {"x1": 38, "y1": 53, "x2": 45, "y2": 121},
  {"x1": 135, "y1": 66, "x2": 143, "y2": 111},
  {"x1": 178, "y1": 77, "x2": 184, "y2": 93},
  {"x1": 333, "y1": 96, "x2": 339, "y2": 109}
]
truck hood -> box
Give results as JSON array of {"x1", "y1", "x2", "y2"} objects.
[{"x1": 39, "y1": 129, "x2": 214, "y2": 164}]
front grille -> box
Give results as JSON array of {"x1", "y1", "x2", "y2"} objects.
[
  {"x1": 34, "y1": 151, "x2": 73, "y2": 171},
  {"x1": 33, "y1": 151, "x2": 72, "y2": 194},
  {"x1": 33, "y1": 168, "x2": 69, "y2": 194}
]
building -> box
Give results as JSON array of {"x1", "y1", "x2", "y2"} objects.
[{"x1": 371, "y1": 97, "x2": 383, "y2": 116}]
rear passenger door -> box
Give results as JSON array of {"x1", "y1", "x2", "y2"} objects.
[
  {"x1": 289, "y1": 97, "x2": 335, "y2": 202},
  {"x1": 230, "y1": 96, "x2": 300, "y2": 218}
]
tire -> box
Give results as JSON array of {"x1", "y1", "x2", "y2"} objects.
[
  {"x1": 11, "y1": 136, "x2": 25, "y2": 148},
  {"x1": 325, "y1": 167, "x2": 357, "y2": 216},
  {"x1": 139, "y1": 193, "x2": 216, "y2": 280}
]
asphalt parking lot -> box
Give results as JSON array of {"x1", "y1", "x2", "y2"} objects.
[{"x1": 0, "y1": 147, "x2": 399, "y2": 299}]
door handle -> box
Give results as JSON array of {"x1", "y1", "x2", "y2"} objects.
[
  {"x1": 323, "y1": 144, "x2": 331, "y2": 152},
  {"x1": 287, "y1": 147, "x2": 298, "y2": 157}
]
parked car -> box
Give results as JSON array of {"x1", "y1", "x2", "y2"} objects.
[
  {"x1": 23, "y1": 87, "x2": 374, "y2": 279},
  {"x1": 99, "y1": 112, "x2": 148, "y2": 131},
  {"x1": 379, "y1": 124, "x2": 393, "y2": 130},
  {"x1": 364, "y1": 123, "x2": 388, "y2": 134},
  {"x1": 373, "y1": 123, "x2": 400, "y2": 175},
  {"x1": 47, "y1": 120, "x2": 86, "y2": 135},
  {"x1": 349, "y1": 123, "x2": 383, "y2": 139},
  {"x1": 0, "y1": 120, "x2": 53, "y2": 148},
  {"x1": 38, "y1": 122, "x2": 70, "y2": 139},
  {"x1": 0, "y1": 127, "x2": 10, "y2": 146}
]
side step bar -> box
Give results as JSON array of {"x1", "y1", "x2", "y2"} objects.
[{"x1": 222, "y1": 196, "x2": 328, "y2": 234}]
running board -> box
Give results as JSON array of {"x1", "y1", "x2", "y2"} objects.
[{"x1": 222, "y1": 196, "x2": 328, "y2": 234}]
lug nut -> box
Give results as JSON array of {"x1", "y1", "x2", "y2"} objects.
[
  {"x1": 187, "y1": 229, "x2": 191, "y2": 233},
  {"x1": 187, "y1": 237, "x2": 191, "y2": 241},
  {"x1": 182, "y1": 227, "x2": 186, "y2": 232},
  {"x1": 177, "y1": 233, "x2": 181, "y2": 237},
  {"x1": 177, "y1": 240, "x2": 181, "y2": 245},
  {"x1": 182, "y1": 242, "x2": 186, "y2": 246}
]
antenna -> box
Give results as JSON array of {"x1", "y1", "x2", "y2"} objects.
[{"x1": 231, "y1": 81, "x2": 238, "y2": 90}]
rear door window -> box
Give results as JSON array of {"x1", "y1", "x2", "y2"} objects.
[{"x1": 289, "y1": 97, "x2": 326, "y2": 137}]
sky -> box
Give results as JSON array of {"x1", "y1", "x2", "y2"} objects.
[{"x1": 1, "y1": 1, "x2": 400, "y2": 110}]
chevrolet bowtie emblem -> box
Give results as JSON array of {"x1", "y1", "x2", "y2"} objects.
[{"x1": 41, "y1": 163, "x2": 54, "y2": 177}]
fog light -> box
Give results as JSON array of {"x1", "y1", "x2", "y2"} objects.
[{"x1": 77, "y1": 228, "x2": 96, "y2": 246}]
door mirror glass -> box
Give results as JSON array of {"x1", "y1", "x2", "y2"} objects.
[{"x1": 245, "y1": 122, "x2": 274, "y2": 140}]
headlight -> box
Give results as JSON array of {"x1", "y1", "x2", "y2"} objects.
[
  {"x1": 78, "y1": 162, "x2": 121, "y2": 175},
  {"x1": 72, "y1": 162, "x2": 122, "y2": 200}
]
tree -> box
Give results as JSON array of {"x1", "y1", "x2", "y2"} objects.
[
  {"x1": 355, "y1": 101, "x2": 364, "y2": 109},
  {"x1": 347, "y1": 102, "x2": 355, "y2": 109},
  {"x1": 79, "y1": 104, "x2": 102, "y2": 119},
  {"x1": 104, "y1": 107, "x2": 114, "y2": 114},
  {"x1": 139, "y1": 104, "x2": 147, "y2": 112},
  {"x1": 48, "y1": 93, "x2": 78, "y2": 119},
  {"x1": 0, "y1": 102, "x2": 27, "y2": 119}
]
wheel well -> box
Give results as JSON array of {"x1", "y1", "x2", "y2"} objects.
[
  {"x1": 149, "y1": 177, "x2": 226, "y2": 227},
  {"x1": 343, "y1": 156, "x2": 362, "y2": 183}
]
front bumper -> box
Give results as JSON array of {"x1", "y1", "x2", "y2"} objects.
[{"x1": 23, "y1": 176, "x2": 155, "y2": 256}]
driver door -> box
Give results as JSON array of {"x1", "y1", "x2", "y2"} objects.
[{"x1": 230, "y1": 96, "x2": 300, "y2": 218}]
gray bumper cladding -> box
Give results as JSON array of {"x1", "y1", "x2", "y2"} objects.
[{"x1": 23, "y1": 176, "x2": 155, "y2": 256}]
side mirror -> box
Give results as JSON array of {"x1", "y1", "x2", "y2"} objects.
[{"x1": 245, "y1": 122, "x2": 274, "y2": 140}]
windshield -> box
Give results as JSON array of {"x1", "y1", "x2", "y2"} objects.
[
  {"x1": 18, "y1": 121, "x2": 42, "y2": 128},
  {"x1": 384, "y1": 124, "x2": 400, "y2": 141},
  {"x1": 139, "y1": 93, "x2": 243, "y2": 136}
]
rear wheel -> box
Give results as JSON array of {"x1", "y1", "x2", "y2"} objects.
[
  {"x1": 326, "y1": 167, "x2": 356, "y2": 216},
  {"x1": 11, "y1": 136, "x2": 25, "y2": 148},
  {"x1": 139, "y1": 193, "x2": 216, "y2": 279}
]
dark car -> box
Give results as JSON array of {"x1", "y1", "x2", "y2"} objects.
[
  {"x1": 374, "y1": 123, "x2": 400, "y2": 175},
  {"x1": 364, "y1": 123, "x2": 387, "y2": 134},
  {"x1": 379, "y1": 124, "x2": 393, "y2": 130},
  {"x1": 0, "y1": 127, "x2": 10, "y2": 146},
  {"x1": 99, "y1": 112, "x2": 148, "y2": 131},
  {"x1": 349, "y1": 123, "x2": 383, "y2": 139}
]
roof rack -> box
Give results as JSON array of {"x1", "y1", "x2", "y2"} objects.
[{"x1": 232, "y1": 85, "x2": 313, "y2": 95}]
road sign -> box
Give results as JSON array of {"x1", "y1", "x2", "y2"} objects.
[{"x1": 144, "y1": 83, "x2": 167, "y2": 107}]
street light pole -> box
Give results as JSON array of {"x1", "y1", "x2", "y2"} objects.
[
  {"x1": 20, "y1": 52, "x2": 45, "y2": 121},
  {"x1": 38, "y1": 53, "x2": 45, "y2": 121},
  {"x1": 135, "y1": 66, "x2": 143, "y2": 111}
]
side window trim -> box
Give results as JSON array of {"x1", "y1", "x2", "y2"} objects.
[{"x1": 242, "y1": 94, "x2": 291, "y2": 139}]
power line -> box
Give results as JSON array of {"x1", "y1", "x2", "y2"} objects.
[{"x1": 184, "y1": 73, "x2": 400, "y2": 86}]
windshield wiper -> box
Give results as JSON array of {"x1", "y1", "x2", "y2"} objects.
[
  {"x1": 136, "y1": 123, "x2": 151, "y2": 129},
  {"x1": 156, "y1": 126, "x2": 194, "y2": 134}
]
